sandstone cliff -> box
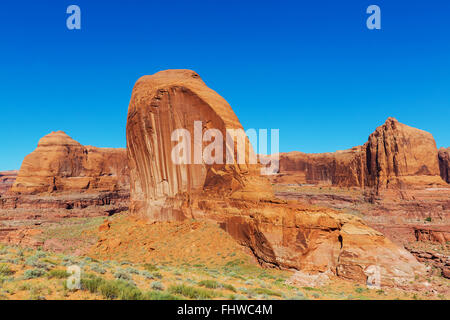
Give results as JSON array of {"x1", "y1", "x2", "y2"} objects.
[
  {"x1": 274, "y1": 118, "x2": 445, "y2": 190},
  {"x1": 11, "y1": 131, "x2": 129, "y2": 194},
  {"x1": 126, "y1": 69, "x2": 426, "y2": 286},
  {"x1": 127, "y1": 69, "x2": 272, "y2": 220},
  {"x1": 439, "y1": 147, "x2": 450, "y2": 183}
]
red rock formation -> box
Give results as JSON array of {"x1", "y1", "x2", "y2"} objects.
[
  {"x1": 11, "y1": 131, "x2": 129, "y2": 194},
  {"x1": 0, "y1": 171, "x2": 17, "y2": 194},
  {"x1": 274, "y1": 148, "x2": 365, "y2": 187},
  {"x1": 127, "y1": 69, "x2": 272, "y2": 220},
  {"x1": 439, "y1": 147, "x2": 450, "y2": 183},
  {"x1": 126, "y1": 69, "x2": 426, "y2": 286},
  {"x1": 273, "y1": 118, "x2": 446, "y2": 190},
  {"x1": 366, "y1": 118, "x2": 443, "y2": 189}
]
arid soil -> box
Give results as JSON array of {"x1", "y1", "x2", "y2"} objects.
[{"x1": 0, "y1": 212, "x2": 447, "y2": 300}]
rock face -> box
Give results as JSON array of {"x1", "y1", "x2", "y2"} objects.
[
  {"x1": 274, "y1": 118, "x2": 445, "y2": 190},
  {"x1": 11, "y1": 131, "x2": 129, "y2": 194},
  {"x1": 439, "y1": 147, "x2": 450, "y2": 183},
  {"x1": 365, "y1": 118, "x2": 443, "y2": 189},
  {"x1": 126, "y1": 69, "x2": 426, "y2": 286},
  {"x1": 0, "y1": 171, "x2": 17, "y2": 194},
  {"x1": 127, "y1": 69, "x2": 272, "y2": 221}
]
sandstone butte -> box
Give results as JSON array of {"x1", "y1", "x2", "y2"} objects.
[
  {"x1": 10, "y1": 131, "x2": 129, "y2": 194},
  {"x1": 126, "y1": 69, "x2": 426, "y2": 286},
  {"x1": 272, "y1": 118, "x2": 448, "y2": 190},
  {"x1": 439, "y1": 147, "x2": 450, "y2": 183}
]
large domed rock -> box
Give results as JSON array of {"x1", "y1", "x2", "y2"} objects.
[
  {"x1": 127, "y1": 69, "x2": 273, "y2": 220},
  {"x1": 11, "y1": 131, "x2": 129, "y2": 194},
  {"x1": 126, "y1": 70, "x2": 426, "y2": 286}
]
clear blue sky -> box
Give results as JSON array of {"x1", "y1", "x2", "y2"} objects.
[{"x1": 0, "y1": 0, "x2": 449, "y2": 171}]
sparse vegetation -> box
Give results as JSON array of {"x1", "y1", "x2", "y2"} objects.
[
  {"x1": 168, "y1": 284, "x2": 218, "y2": 299},
  {"x1": 47, "y1": 269, "x2": 70, "y2": 279},
  {"x1": 0, "y1": 264, "x2": 14, "y2": 276},
  {"x1": 0, "y1": 214, "x2": 446, "y2": 301},
  {"x1": 23, "y1": 268, "x2": 46, "y2": 279}
]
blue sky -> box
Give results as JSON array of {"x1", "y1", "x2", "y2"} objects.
[{"x1": 0, "y1": 0, "x2": 449, "y2": 170}]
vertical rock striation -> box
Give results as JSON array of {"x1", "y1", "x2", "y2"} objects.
[{"x1": 127, "y1": 69, "x2": 272, "y2": 220}]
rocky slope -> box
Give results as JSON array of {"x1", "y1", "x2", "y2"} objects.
[
  {"x1": 439, "y1": 147, "x2": 450, "y2": 183},
  {"x1": 11, "y1": 131, "x2": 129, "y2": 194},
  {"x1": 273, "y1": 118, "x2": 446, "y2": 190},
  {"x1": 126, "y1": 69, "x2": 426, "y2": 286},
  {"x1": 0, "y1": 171, "x2": 17, "y2": 194}
]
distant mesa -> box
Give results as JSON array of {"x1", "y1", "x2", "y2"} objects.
[
  {"x1": 272, "y1": 117, "x2": 448, "y2": 190},
  {"x1": 10, "y1": 131, "x2": 129, "y2": 194},
  {"x1": 126, "y1": 69, "x2": 426, "y2": 286}
]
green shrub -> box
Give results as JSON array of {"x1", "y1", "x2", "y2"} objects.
[
  {"x1": 168, "y1": 284, "x2": 217, "y2": 299},
  {"x1": 47, "y1": 269, "x2": 70, "y2": 279},
  {"x1": 25, "y1": 256, "x2": 50, "y2": 270},
  {"x1": 151, "y1": 281, "x2": 164, "y2": 291},
  {"x1": 114, "y1": 269, "x2": 132, "y2": 281},
  {"x1": 0, "y1": 264, "x2": 14, "y2": 276},
  {"x1": 252, "y1": 287, "x2": 282, "y2": 297},
  {"x1": 355, "y1": 287, "x2": 365, "y2": 294},
  {"x1": 144, "y1": 290, "x2": 180, "y2": 300},
  {"x1": 99, "y1": 280, "x2": 142, "y2": 300},
  {"x1": 198, "y1": 280, "x2": 219, "y2": 289},
  {"x1": 80, "y1": 275, "x2": 144, "y2": 300},
  {"x1": 222, "y1": 283, "x2": 237, "y2": 292},
  {"x1": 81, "y1": 276, "x2": 104, "y2": 293},
  {"x1": 143, "y1": 263, "x2": 159, "y2": 272},
  {"x1": 24, "y1": 268, "x2": 46, "y2": 279},
  {"x1": 198, "y1": 280, "x2": 236, "y2": 292},
  {"x1": 125, "y1": 267, "x2": 140, "y2": 275},
  {"x1": 89, "y1": 264, "x2": 106, "y2": 274}
]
